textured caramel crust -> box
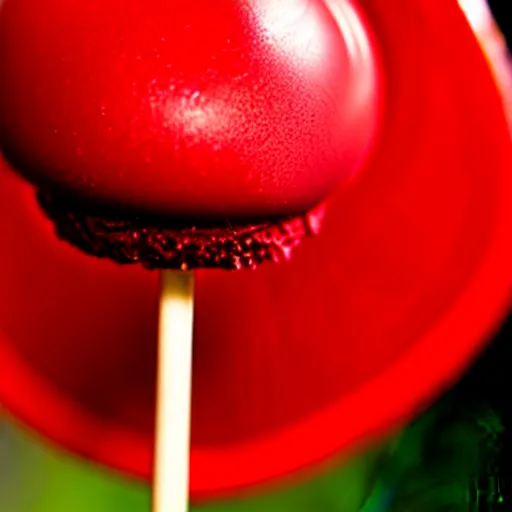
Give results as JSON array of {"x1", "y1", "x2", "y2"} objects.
[{"x1": 38, "y1": 191, "x2": 325, "y2": 270}]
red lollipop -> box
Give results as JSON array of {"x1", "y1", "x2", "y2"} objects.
[
  {"x1": 0, "y1": 1, "x2": 381, "y2": 508},
  {"x1": 0, "y1": 0, "x2": 512, "y2": 507}
]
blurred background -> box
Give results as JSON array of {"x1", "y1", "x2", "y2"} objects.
[{"x1": 1, "y1": 0, "x2": 511, "y2": 511}]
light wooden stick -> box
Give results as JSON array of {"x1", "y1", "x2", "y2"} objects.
[{"x1": 153, "y1": 271, "x2": 195, "y2": 512}]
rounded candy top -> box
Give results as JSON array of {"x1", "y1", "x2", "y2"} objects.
[{"x1": 0, "y1": 0, "x2": 381, "y2": 223}]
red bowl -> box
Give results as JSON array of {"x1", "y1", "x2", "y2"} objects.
[{"x1": 1, "y1": 0, "x2": 512, "y2": 502}]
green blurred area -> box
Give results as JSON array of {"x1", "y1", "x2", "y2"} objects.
[
  {"x1": 0, "y1": 416, "x2": 388, "y2": 512},
  {"x1": 0, "y1": 420, "x2": 150, "y2": 512},
  {"x1": 1, "y1": 383, "x2": 505, "y2": 512}
]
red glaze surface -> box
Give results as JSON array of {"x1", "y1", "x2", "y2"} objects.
[
  {"x1": 1, "y1": 0, "x2": 512, "y2": 503},
  {"x1": 0, "y1": 0, "x2": 381, "y2": 222}
]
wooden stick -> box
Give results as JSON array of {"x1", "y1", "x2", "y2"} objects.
[{"x1": 153, "y1": 271, "x2": 195, "y2": 512}]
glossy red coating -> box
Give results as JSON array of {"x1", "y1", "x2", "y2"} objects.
[
  {"x1": 0, "y1": 0, "x2": 381, "y2": 222},
  {"x1": 1, "y1": 0, "x2": 512, "y2": 504}
]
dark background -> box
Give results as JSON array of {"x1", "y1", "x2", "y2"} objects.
[
  {"x1": 425, "y1": 2, "x2": 512, "y2": 507},
  {"x1": 488, "y1": 0, "x2": 512, "y2": 50}
]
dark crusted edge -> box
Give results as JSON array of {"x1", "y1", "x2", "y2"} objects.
[{"x1": 37, "y1": 191, "x2": 326, "y2": 270}]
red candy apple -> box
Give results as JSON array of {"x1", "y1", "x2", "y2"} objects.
[
  {"x1": 0, "y1": 0, "x2": 512, "y2": 505},
  {"x1": 0, "y1": 0, "x2": 381, "y2": 224}
]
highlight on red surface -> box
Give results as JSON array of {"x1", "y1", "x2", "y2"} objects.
[
  {"x1": 1, "y1": 0, "x2": 512, "y2": 502},
  {"x1": 0, "y1": 0, "x2": 381, "y2": 223}
]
